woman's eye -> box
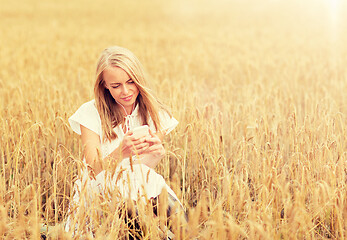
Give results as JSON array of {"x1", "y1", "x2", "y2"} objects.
[
  {"x1": 128, "y1": 80, "x2": 134, "y2": 84},
  {"x1": 111, "y1": 85, "x2": 119, "y2": 89}
]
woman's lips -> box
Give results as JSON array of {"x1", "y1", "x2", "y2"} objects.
[{"x1": 121, "y1": 95, "x2": 133, "y2": 101}]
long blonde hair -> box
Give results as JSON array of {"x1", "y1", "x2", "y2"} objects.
[{"x1": 94, "y1": 46, "x2": 169, "y2": 142}]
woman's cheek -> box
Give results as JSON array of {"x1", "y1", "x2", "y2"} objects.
[{"x1": 110, "y1": 90, "x2": 119, "y2": 100}]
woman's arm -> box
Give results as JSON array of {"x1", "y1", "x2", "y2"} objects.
[
  {"x1": 81, "y1": 125, "x2": 151, "y2": 175},
  {"x1": 80, "y1": 125, "x2": 104, "y2": 175}
]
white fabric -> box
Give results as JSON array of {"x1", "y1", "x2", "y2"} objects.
[
  {"x1": 74, "y1": 164, "x2": 179, "y2": 203},
  {"x1": 65, "y1": 99, "x2": 179, "y2": 232},
  {"x1": 68, "y1": 99, "x2": 178, "y2": 159},
  {"x1": 69, "y1": 100, "x2": 102, "y2": 136}
]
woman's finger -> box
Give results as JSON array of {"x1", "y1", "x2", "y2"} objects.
[
  {"x1": 131, "y1": 142, "x2": 149, "y2": 153},
  {"x1": 145, "y1": 138, "x2": 160, "y2": 145},
  {"x1": 142, "y1": 144, "x2": 164, "y2": 154},
  {"x1": 124, "y1": 136, "x2": 146, "y2": 147},
  {"x1": 133, "y1": 140, "x2": 149, "y2": 152},
  {"x1": 124, "y1": 130, "x2": 134, "y2": 137},
  {"x1": 148, "y1": 128, "x2": 155, "y2": 137},
  {"x1": 145, "y1": 134, "x2": 161, "y2": 144}
]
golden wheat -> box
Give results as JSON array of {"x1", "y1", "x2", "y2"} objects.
[{"x1": 1, "y1": 0, "x2": 346, "y2": 239}]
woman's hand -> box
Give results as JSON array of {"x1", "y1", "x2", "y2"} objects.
[
  {"x1": 120, "y1": 131, "x2": 150, "y2": 158},
  {"x1": 134, "y1": 129, "x2": 165, "y2": 168},
  {"x1": 143, "y1": 129, "x2": 165, "y2": 159}
]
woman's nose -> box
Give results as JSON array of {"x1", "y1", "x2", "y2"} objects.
[{"x1": 122, "y1": 85, "x2": 129, "y2": 94}]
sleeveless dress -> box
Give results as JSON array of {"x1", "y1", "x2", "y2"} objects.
[{"x1": 65, "y1": 99, "x2": 181, "y2": 232}]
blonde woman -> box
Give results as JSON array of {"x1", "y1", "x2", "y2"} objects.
[{"x1": 65, "y1": 46, "x2": 185, "y2": 234}]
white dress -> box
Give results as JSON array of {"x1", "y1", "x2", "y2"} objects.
[{"x1": 65, "y1": 99, "x2": 180, "y2": 231}]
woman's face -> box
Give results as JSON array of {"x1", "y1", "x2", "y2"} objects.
[{"x1": 103, "y1": 66, "x2": 139, "y2": 114}]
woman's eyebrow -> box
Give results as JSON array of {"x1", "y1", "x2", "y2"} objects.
[{"x1": 109, "y1": 78, "x2": 132, "y2": 85}]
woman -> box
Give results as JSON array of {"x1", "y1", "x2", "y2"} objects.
[{"x1": 65, "y1": 46, "x2": 185, "y2": 236}]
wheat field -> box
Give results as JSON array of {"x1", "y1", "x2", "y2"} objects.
[{"x1": 1, "y1": 0, "x2": 347, "y2": 239}]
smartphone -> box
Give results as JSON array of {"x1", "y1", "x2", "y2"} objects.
[{"x1": 132, "y1": 125, "x2": 149, "y2": 138}]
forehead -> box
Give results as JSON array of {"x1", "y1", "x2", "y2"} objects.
[{"x1": 103, "y1": 66, "x2": 130, "y2": 84}]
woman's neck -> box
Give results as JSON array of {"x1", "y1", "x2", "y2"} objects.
[
  {"x1": 118, "y1": 102, "x2": 135, "y2": 116},
  {"x1": 124, "y1": 105, "x2": 133, "y2": 115}
]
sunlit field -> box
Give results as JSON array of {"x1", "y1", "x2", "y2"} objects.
[{"x1": 1, "y1": 0, "x2": 347, "y2": 239}]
